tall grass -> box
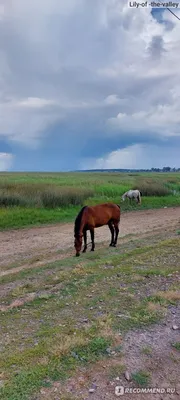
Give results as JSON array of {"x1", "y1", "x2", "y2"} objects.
[
  {"x1": 95, "y1": 183, "x2": 130, "y2": 197},
  {"x1": 134, "y1": 178, "x2": 171, "y2": 196},
  {"x1": 0, "y1": 183, "x2": 94, "y2": 208},
  {"x1": 41, "y1": 187, "x2": 94, "y2": 208}
]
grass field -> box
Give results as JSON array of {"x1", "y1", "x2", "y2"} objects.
[
  {"x1": 0, "y1": 172, "x2": 180, "y2": 230},
  {"x1": 0, "y1": 228, "x2": 179, "y2": 399}
]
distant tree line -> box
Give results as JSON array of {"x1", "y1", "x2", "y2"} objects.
[
  {"x1": 151, "y1": 167, "x2": 180, "y2": 172},
  {"x1": 81, "y1": 167, "x2": 180, "y2": 172}
]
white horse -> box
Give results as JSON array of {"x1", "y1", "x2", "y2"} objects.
[{"x1": 121, "y1": 189, "x2": 142, "y2": 204}]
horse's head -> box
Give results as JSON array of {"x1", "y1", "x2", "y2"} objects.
[
  {"x1": 74, "y1": 233, "x2": 83, "y2": 256},
  {"x1": 121, "y1": 194, "x2": 126, "y2": 202}
]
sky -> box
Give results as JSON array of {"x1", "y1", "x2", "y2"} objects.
[{"x1": 0, "y1": 0, "x2": 180, "y2": 172}]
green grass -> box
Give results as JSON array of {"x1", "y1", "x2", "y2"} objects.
[
  {"x1": 0, "y1": 206, "x2": 79, "y2": 230},
  {"x1": 171, "y1": 342, "x2": 180, "y2": 351},
  {"x1": 0, "y1": 171, "x2": 179, "y2": 230},
  {"x1": 0, "y1": 337, "x2": 110, "y2": 400},
  {"x1": 131, "y1": 370, "x2": 150, "y2": 387}
]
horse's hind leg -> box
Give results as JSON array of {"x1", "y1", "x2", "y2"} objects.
[
  {"x1": 108, "y1": 221, "x2": 115, "y2": 246},
  {"x1": 113, "y1": 221, "x2": 120, "y2": 247},
  {"x1": 90, "y1": 228, "x2": 95, "y2": 251},
  {"x1": 82, "y1": 229, "x2": 87, "y2": 253}
]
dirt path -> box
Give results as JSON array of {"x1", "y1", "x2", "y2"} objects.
[{"x1": 1, "y1": 207, "x2": 180, "y2": 269}]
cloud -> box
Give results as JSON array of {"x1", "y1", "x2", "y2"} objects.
[
  {"x1": 0, "y1": 152, "x2": 13, "y2": 171},
  {"x1": 81, "y1": 143, "x2": 180, "y2": 170},
  {"x1": 0, "y1": 1, "x2": 180, "y2": 168},
  {"x1": 14, "y1": 97, "x2": 57, "y2": 108},
  {"x1": 107, "y1": 103, "x2": 180, "y2": 138},
  {"x1": 104, "y1": 94, "x2": 125, "y2": 106}
]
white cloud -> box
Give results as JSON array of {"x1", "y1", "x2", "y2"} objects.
[
  {"x1": 14, "y1": 97, "x2": 57, "y2": 108},
  {"x1": 108, "y1": 103, "x2": 180, "y2": 137},
  {"x1": 0, "y1": 0, "x2": 180, "y2": 154},
  {"x1": 82, "y1": 143, "x2": 180, "y2": 170},
  {"x1": 104, "y1": 94, "x2": 124, "y2": 106},
  {"x1": 0, "y1": 152, "x2": 13, "y2": 171}
]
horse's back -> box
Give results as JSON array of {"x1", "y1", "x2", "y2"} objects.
[
  {"x1": 85, "y1": 203, "x2": 120, "y2": 226},
  {"x1": 128, "y1": 189, "x2": 140, "y2": 197},
  {"x1": 88, "y1": 202, "x2": 120, "y2": 213}
]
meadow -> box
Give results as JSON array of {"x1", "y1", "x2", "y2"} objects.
[{"x1": 0, "y1": 171, "x2": 180, "y2": 230}]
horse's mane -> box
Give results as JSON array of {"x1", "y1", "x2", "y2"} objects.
[{"x1": 74, "y1": 206, "x2": 87, "y2": 237}]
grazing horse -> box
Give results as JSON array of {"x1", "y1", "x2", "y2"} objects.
[
  {"x1": 74, "y1": 203, "x2": 121, "y2": 257},
  {"x1": 121, "y1": 189, "x2": 142, "y2": 204}
]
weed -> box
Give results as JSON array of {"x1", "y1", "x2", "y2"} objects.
[
  {"x1": 132, "y1": 370, "x2": 150, "y2": 387},
  {"x1": 171, "y1": 342, "x2": 180, "y2": 351},
  {"x1": 141, "y1": 346, "x2": 152, "y2": 355}
]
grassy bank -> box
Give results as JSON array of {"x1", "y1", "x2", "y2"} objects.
[{"x1": 0, "y1": 172, "x2": 180, "y2": 230}]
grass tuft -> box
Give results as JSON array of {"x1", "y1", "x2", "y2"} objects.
[
  {"x1": 131, "y1": 370, "x2": 150, "y2": 387},
  {"x1": 171, "y1": 342, "x2": 180, "y2": 351}
]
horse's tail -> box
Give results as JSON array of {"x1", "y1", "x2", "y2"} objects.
[{"x1": 138, "y1": 191, "x2": 141, "y2": 204}]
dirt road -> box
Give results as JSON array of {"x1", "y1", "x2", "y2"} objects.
[{"x1": 1, "y1": 207, "x2": 180, "y2": 268}]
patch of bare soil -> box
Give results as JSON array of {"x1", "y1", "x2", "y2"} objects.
[
  {"x1": 35, "y1": 306, "x2": 180, "y2": 400},
  {"x1": 1, "y1": 207, "x2": 180, "y2": 272}
]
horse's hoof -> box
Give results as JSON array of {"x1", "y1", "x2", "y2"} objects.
[
  {"x1": 76, "y1": 253, "x2": 80, "y2": 257},
  {"x1": 109, "y1": 243, "x2": 113, "y2": 247},
  {"x1": 82, "y1": 249, "x2": 86, "y2": 253},
  {"x1": 91, "y1": 249, "x2": 95, "y2": 252}
]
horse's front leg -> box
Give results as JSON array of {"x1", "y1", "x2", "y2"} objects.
[
  {"x1": 82, "y1": 229, "x2": 87, "y2": 253},
  {"x1": 90, "y1": 228, "x2": 95, "y2": 251}
]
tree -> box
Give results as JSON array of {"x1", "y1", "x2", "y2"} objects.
[{"x1": 162, "y1": 166, "x2": 171, "y2": 172}]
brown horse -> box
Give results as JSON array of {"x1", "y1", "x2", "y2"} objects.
[{"x1": 74, "y1": 203, "x2": 121, "y2": 256}]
